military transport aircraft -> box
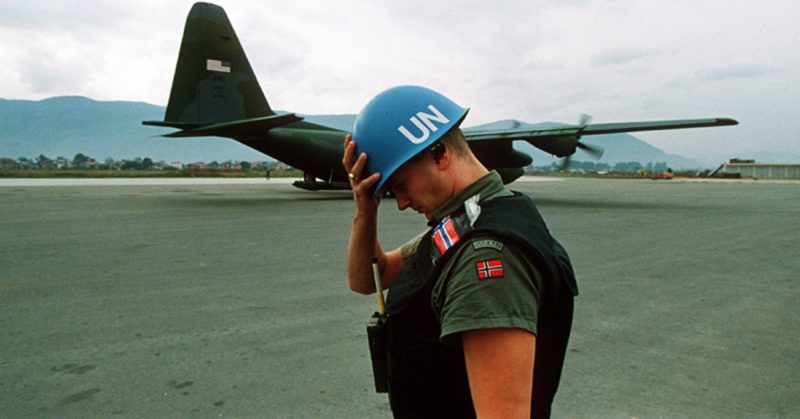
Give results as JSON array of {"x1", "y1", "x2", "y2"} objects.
[{"x1": 144, "y1": 2, "x2": 737, "y2": 191}]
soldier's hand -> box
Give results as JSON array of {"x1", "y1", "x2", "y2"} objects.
[{"x1": 343, "y1": 134, "x2": 381, "y2": 212}]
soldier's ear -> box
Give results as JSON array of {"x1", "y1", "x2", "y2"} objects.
[
  {"x1": 436, "y1": 148, "x2": 452, "y2": 172},
  {"x1": 429, "y1": 141, "x2": 447, "y2": 165}
]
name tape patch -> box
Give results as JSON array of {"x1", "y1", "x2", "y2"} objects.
[{"x1": 472, "y1": 239, "x2": 503, "y2": 252}]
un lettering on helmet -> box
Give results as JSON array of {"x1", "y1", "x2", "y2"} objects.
[{"x1": 397, "y1": 105, "x2": 451, "y2": 144}]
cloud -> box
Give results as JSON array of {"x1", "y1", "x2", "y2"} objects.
[
  {"x1": 1, "y1": 0, "x2": 799, "y2": 161},
  {"x1": 591, "y1": 48, "x2": 660, "y2": 67},
  {"x1": 701, "y1": 64, "x2": 775, "y2": 81},
  {"x1": 0, "y1": 2, "x2": 125, "y2": 31}
]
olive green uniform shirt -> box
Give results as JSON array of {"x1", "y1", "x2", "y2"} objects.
[{"x1": 399, "y1": 171, "x2": 543, "y2": 345}]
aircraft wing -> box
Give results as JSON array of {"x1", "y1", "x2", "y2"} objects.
[
  {"x1": 463, "y1": 118, "x2": 738, "y2": 142},
  {"x1": 463, "y1": 117, "x2": 738, "y2": 161},
  {"x1": 581, "y1": 118, "x2": 738, "y2": 135}
]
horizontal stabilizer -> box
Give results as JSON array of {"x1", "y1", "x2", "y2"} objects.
[
  {"x1": 142, "y1": 120, "x2": 202, "y2": 130},
  {"x1": 154, "y1": 113, "x2": 303, "y2": 138}
]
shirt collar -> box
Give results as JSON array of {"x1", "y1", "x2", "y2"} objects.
[{"x1": 429, "y1": 170, "x2": 507, "y2": 226}]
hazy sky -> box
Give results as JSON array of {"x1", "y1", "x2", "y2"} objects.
[{"x1": 1, "y1": 0, "x2": 798, "y2": 164}]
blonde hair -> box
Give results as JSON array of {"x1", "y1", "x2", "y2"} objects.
[{"x1": 439, "y1": 127, "x2": 470, "y2": 158}]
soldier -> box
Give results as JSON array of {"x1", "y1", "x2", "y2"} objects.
[{"x1": 343, "y1": 85, "x2": 577, "y2": 418}]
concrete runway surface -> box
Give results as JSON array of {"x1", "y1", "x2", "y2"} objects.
[{"x1": 1, "y1": 177, "x2": 798, "y2": 418}]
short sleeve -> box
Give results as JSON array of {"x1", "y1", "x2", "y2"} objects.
[
  {"x1": 433, "y1": 236, "x2": 543, "y2": 346},
  {"x1": 399, "y1": 230, "x2": 426, "y2": 262}
]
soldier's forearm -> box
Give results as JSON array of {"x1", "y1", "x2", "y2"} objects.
[{"x1": 347, "y1": 211, "x2": 381, "y2": 294}]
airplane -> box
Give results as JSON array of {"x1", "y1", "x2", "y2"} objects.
[{"x1": 144, "y1": 2, "x2": 738, "y2": 191}]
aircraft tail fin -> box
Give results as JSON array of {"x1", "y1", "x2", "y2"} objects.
[{"x1": 149, "y1": 2, "x2": 273, "y2": 129}]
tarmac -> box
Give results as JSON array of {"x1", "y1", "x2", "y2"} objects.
[{"x1": 1, "y1": 176, "x2": 798, "y2": 418}]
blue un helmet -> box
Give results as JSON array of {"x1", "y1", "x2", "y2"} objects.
[{"x1": 352, "y1": 85, "x2": 469, "y2": 197}]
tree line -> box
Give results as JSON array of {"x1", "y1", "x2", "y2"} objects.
[
  {"x1": 3, "y1": 153, "x2": 674, "y2": 174},
  {"x1": 0, "y1": 153, "x2": 277, "y2": 171}
]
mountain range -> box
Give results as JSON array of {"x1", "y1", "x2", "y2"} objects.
[{"x1": 1, "y1": 96, "x2": 705, "y2": 169}]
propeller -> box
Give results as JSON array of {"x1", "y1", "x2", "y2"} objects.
[{"x1": 560, "y1": 114, "x2": 604, "y2": 171}]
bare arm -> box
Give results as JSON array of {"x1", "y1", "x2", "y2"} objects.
[
  {"x1": 346, "y1": 207, "x2": 403, "y2": 293},
  {"x1": 462, "y1": 328, "x2": 536, "y2": 419},
  {"x1": 343, "y1": 134, "x2": 403, "y2": 294}
]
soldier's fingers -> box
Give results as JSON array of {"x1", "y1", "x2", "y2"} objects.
[
  {"x1": 353, "y1": 172, "x2": 381, "y2": 200},
  {"x1": 342, "y1": 135, "x2": 356, "y2": 171},
  {"x1": 359, "y1": 172, "x2": 381, "y2": 190},
  {"x1": 350, "y1": 152, "x2": 368, "y2": 180}
]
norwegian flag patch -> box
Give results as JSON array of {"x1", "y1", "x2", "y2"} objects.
[
  {"x1": 476, "y1": 259, "x2": 504, "y2": 280},
  {"x1": 432, "y1": 216, "x2": 461, "y2": 256}
]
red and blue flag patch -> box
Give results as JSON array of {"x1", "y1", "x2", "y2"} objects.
[
  {"x1": 476, "y1": 259, "x2": 504, "y2": 280},
  {"x1": 432, "y1": 216, "x2": 460, "y2": 256}
]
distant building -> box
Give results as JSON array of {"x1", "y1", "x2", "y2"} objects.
[
  {"x1": 186, "y1": 162, "x2": 208, "y2": 170},
  {"x1": 723, "y1": 159, "x2": 800, "y2": 180},
  {"x1": 55, "y1": 157, "x2": 72, "y2": 169}
]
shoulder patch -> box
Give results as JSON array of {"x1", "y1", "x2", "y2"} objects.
[
  {"x1": 476, "y1": 259, "x2": 505, "y2": 280},
  {"x1": 472, "y1": 239, "x2": 504, "y2": 252}
]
